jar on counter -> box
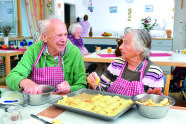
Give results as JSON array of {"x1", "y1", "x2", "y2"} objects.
[{"x1": 96, "y1": 47, "x2": 101, "y2": 54}]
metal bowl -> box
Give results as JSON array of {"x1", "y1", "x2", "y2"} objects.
[
  {"x1": 132, "y1": 94, "x2": 175, "y2": 119},
  {"x1": 24, "y1": 85, "x2": 55, "y2": 106}
]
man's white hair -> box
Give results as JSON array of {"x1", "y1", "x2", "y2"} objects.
[
  {"x1": 38, "y1": 15, "x2": 63, "y2": 34},
  {"x1": 68, "y1": 23, "x2": 82, "y2": 34}
]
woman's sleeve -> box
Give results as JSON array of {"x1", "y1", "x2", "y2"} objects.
[
  {"x1": 81, "y1": 47, "x2": 89, "y2": 56},
  {"x1": 143, "y1": 65, "x2": 164, "y2": 93},
  {"x1": 96, "y1": 60, "x2": 121, "y2": 91}
]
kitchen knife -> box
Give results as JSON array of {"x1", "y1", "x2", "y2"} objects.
[{"x1": 30, "y1": 114, "x2": 52, "y2": 124}]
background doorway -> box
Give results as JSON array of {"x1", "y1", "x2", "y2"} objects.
[{"x1": 64, "y1": 3, "x2": 76, "y2": 30}]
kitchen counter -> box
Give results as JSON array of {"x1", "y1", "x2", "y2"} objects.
[{"x1": 83, "y1": 36, "x2": 172, "y2": 40}]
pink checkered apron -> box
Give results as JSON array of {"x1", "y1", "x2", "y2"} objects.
[
  {"x1": 107, "y1": 59, "x2": 147, "y2": 96},
  {"x1": 30, "y1": 43, "x2": 65, "y2": 88}
]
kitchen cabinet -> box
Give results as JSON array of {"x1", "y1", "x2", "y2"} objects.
[
  {"x1": 151, "y1": 38, "x2": 173, "y2": 74},
  {"x1": 83, "y1": 37, "x2": 118, "y2": 53},
  {"x1": 151, "y1": 38, "x2": 173, "y2": 51}
]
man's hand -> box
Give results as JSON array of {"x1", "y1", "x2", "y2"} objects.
[
  {"x1": 147, "y1": 87, "x2": 163, "y2": 95},
  {"x1": 56, "y1": 81, "x2": 71, "y2": 94},
  {"x1": 87, "y1": 72, "x2": 100, "y2": 89},
  {"x1": 19, "y1": 79, "x2": 42, "y2": 94}
]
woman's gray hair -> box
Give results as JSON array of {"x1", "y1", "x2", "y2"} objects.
[
  {"x1": 38, "y1": 16, "x2": 63, "y2": 34},
  {"x1": 68, "y1": 23, "x2": 82, "y2": 34},
  {"x1": 124, "y1": 27, "x2": 152, "y2": 58}
]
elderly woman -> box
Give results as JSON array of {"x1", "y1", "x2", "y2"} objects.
[
  {"x1": 68, "y1": 23, "x2": 89, "y2": 56},
  {"x1": 6, "y1": 18, "x2": 87, "y2": 94},
  {"x1": 87, "y1": 27, "x2": 164, "y2": 96}
]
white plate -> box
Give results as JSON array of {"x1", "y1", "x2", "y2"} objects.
[{"x1": 0, "y1": 91, "x2": 24, "y2": 105}]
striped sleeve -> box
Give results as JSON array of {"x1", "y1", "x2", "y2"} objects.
[
  {"x1": 142, "y1": 65, "x2": 164, "y2": 93},
  {"x1": 97, "y1": 58, "x2": 125, "y2": 91}
]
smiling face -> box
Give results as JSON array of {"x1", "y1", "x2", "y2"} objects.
[
  {"x1": 119, "y1": 33, "x2": 142, "y2": 60},
  {"x1": 73, "y1": 27, "x2": 82, "y2": 39},
  {"x1": 42, "y1": 19, "x2": 68, "y2": 57}
]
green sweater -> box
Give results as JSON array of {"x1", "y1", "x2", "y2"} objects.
[{"x1": 6, "y1": 40, "x2": 87, "y2": 92}]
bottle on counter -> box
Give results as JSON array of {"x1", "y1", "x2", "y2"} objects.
[
  {"x1": 96, "y1": 47, "x2": 101, "y2": 54},
  {"x1": 89, "y1": 26, "x2": 93, "y2": 37},
  {"x1": 174, "y1": 49, "x2": 186, "y2": 54},
  {"x1": 174, "y1": 49, "x2": 182, "y2": 53}
]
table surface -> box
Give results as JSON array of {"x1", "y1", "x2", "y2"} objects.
[
  {"x1": 0, "y1": 50, "x2": 24, "y2": 77},
  {"x1": 0, "y1": 87, "x2": 186, "y2": 124},
  {"x1": 83, "y1": 50, "x2": 186, "y2": 67}
]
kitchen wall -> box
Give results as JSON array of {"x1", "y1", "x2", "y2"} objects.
[
  {"x1": 87, "y1": 0, "x2": 174, "y2": 37},
  {"x1": 173, "y1": 0, "x2": 186, "y2": 50},
  {"x1": 53, "y1": 0, "x2": 174, "y2": 37},
  {"x1": 21, "y1": 0, "x2": 186, "y2": 49}
]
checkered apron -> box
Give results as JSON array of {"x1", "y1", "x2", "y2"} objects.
[
  {"x1": 107, "y1": 59, "x2": 147, "y2": 96},
  {"x1": 30, "y1": 43, "x2": 65, "y2": 88}
]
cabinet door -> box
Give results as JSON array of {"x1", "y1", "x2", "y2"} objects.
[{"x1": 151, "y1": 40, "x2": 173, "y2": 51}]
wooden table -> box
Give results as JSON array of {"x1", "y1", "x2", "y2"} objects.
[
  {"x1": 83, "y1": 49, "x2": 186, "y2": 67},
  {"x1": 0, "y1": 50, "x2": 23, "y2": 76}
]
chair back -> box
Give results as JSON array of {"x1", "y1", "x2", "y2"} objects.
[{"x1": 164, "y1": 74, "x2": 172, "y2": 96}]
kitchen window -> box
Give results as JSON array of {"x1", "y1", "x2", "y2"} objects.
[{"x1": 0, "y1": 0, "x2": 17, "y2": 37}]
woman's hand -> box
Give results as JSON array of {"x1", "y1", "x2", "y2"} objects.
[
  {"x1": 19, "y1": 79, "x2": 42, "y2": 94},
  {"x1": 87, "y1": 72, "x2": 100, "y2": 89},
  {"x1": 56, "y1": 81, "x2": 71, "y2": 94},
  {"x1": 147, "y1": 87, "x2": 163, "y2": 95}
]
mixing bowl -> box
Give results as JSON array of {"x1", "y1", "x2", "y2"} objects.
[
  {"x1": 24, "y1": 85, "x2": 55, "y2": 106},
  {"x1": 132, "y1": 94, "x2": 175, "y2": 119}
]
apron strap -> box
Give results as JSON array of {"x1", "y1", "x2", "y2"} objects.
[
  {"x1": 34, "y1": 43, "x2": 63, "y2": 68},
  {"x1": 118, "y1": 61, "x2": 127, "y2": 77},
  {"x1": 139, "y1": 59, "x2": 148, "y2": 82},
  {"x1": 58, "y1": 53, "x2": 62, "y2": 67},
  {"x1": 34, "y1": 43, "x2": 46, "y2": 66}
]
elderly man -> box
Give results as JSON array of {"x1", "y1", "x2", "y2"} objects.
[{"x1": 6, "y1": 18, "x2": 87, "y2": 94}]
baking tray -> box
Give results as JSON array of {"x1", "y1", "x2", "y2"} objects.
[{"x1": 51, "y1": 88, "x2": 134, "y2": 121}]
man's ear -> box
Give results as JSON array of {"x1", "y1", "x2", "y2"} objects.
[{"x1": 42, "y1": 33, "x2": 47, "y2": 43}]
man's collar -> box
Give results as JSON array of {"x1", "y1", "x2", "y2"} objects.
[{"x1": 44, "y1": 42, "x2": 68, "y2": 57}]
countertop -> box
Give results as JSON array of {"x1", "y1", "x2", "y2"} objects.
[{"x1": 83, "y1": 36, "x2": 173, "y2": 40}]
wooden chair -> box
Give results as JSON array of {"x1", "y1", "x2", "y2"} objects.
[
  {"x1": 0, "y1": 60, "x2": 5, "y2": 84},
  {"x1": 164, "y1": 74, "x2": 172, "y2": 96}
]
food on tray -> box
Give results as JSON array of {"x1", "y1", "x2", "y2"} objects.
[
  {"x1": 57, "y1": 93, "x2": 133, "y2": 116},
  {"x1": 135, "y1": 98, "x2": 170, "y2": 106},
  {"x1": 95, "y1": 78, "x2": 100, "y2": 85},
  {"x1": 52, "y1": 119, "x2": 63, "y2": 124}
]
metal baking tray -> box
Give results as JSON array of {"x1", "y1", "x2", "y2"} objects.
[{"x1": 51, "y1": 88, "x2": 134, "y2": 121}]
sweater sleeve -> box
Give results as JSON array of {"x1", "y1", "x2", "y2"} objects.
[
  {"x1": 66, "y1": 45, "x2": 87, "y2": 92},
  {"x1": 142, "y1": 64, "x2": 164, "y2": 93},
  {"x1": 6, "y1": 46, "x2": 36, "y2": 90},
  {"x1": 97, "y1": 58, "x2": 124, "y2": 91}
]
